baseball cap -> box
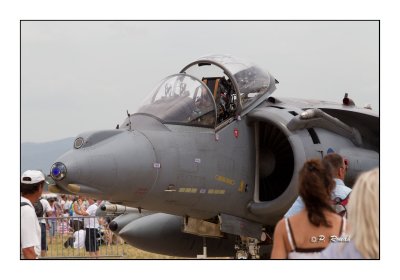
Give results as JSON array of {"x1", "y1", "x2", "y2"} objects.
[{"x1": 21, "y1": 170, "x2": 46, "y2": 184}]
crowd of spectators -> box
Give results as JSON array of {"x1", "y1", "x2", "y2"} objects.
[{"x1": 36, "y1": 194, "x2": 120, "y2": 257}]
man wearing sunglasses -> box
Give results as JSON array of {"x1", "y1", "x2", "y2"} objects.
[
  {"x1": 284, "y1": 153, "x2": 351, "y2": 218},
  {"x1": 323, "y1": 153, "x2": 352, "y2": 216}
]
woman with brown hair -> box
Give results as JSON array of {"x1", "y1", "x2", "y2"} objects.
[{"x1": 271, "y1": 159, "x2": 346, "y2": 259}]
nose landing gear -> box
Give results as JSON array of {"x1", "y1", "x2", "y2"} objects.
[{"x1": 235, "y1": 237, "x2": 260, "y2": 259}]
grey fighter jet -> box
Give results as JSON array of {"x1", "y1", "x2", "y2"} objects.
[{"x1": 48, "y1": 55, "x2": 379, "y2": 258}]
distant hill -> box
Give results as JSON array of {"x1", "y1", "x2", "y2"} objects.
[{"x1": 21, "y1": 137, "x2": 74, "y2": 175}]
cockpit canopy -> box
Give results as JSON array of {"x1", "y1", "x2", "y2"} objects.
[
  {"x1": 135, "y1": 55, "x2": 277, "y2": 129},
  {"x1": 137, "y1": 74, "x2": 217, "y2": 128},
  {"x1": 182, "y1": 54, "x2": 276, "y2": 110}
]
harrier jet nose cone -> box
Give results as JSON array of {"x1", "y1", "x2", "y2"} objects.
[{"x1": 50, "y1": 129, "x2": 158, "y2": 201}]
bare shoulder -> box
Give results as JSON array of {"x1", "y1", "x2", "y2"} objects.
[
  {"x1": 274, "y1": 218, "x2": 286, "y2": 235},
  {"x1": 326, "y1": 211, "x2": 342, "y2": 224},
  {"x1": 271, "y1": 218, "x2": 290, "y2": 259},
  {"x1": 272, "y1": 218, "x2": 288, "y2": 243}
]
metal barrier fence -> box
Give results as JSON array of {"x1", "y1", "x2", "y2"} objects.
[{"x1": 39, "y1": 216, "x2": 126, "y2": 259}]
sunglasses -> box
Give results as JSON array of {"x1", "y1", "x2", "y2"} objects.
[{"x1": 343, "y1": 158, "x2": 349, "y2": 171}]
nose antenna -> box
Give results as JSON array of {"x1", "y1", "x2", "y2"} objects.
[{"x1": 127, "y1": 110, "x2": 132, "y2": 131}]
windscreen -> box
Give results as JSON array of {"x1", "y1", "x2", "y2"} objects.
[{"x1": 136, "y1": 74, "x2": 217, "y2": 128}]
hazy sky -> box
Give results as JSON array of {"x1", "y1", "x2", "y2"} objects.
[{"x1": 21, "y1": 21, "x2": 379, "y2": 143}]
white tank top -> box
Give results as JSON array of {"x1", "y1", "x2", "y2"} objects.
[{"x1": 285, "y1": 217, "x2": 346, "y2": 259}]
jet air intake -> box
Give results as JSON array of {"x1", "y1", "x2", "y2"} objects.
[
  {"x1": 259, "y1": 122, "x2": 294, "y2": 201},
  {"x1": 247, "y1": 107, "x2": 306, "y2": 223}
]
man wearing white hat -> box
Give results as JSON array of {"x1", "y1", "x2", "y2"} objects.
[{"x1": 20, "y1": 170, "x2": 45, "y2": 259}]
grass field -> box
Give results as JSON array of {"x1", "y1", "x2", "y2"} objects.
[{"x1": 43, "y1": 233, "x2": 179, "y2": 259}]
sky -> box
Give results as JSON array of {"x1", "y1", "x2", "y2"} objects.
[{"x1": 21, "y1": 20, "x2": 379, "y2": 143}]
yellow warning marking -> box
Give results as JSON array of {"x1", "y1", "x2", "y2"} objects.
[
  {"x1": 178, "y1": 187, "x2": 222, "y2": 195},
  {"x1": 208, "y1": 189, "x2": 225, "y2": 195},
  {"x1": 178, "y1": 187, "x2": 198, "y2": 193},
  {"x1": 238, "y1": 180, "x2": 245, "y2": 192},
  {"x1": 215, "y1": 175, "x2": 235, "y2": 186}
]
